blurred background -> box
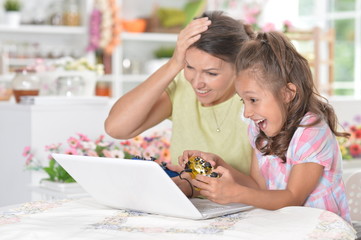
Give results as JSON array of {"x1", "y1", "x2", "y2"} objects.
[
  {"x1": 0, "y1": 0, "x2": 359, "y2": 100},
  {"x1": 0, "y1": 0, "x2": 360, "y2": 208}
]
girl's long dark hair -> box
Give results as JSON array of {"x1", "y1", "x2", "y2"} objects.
[{"x1": 235, "y1": 31, "x2": 349, "y2": 162}]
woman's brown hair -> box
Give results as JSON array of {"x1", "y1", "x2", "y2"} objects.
[
  {"x1": 192, "y1": 11, "x2": 255, "y2": 64},
  {"x1": 235, "y1": 31, "x2": 349, "y2": 162}
]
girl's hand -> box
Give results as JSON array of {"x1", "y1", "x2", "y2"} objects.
[
  {"x1": 170, "y1": 17, "x2": 211, "y2": 69},
  {"x1": 191, "y1": 166, "x2": 242, "y2": 204}
]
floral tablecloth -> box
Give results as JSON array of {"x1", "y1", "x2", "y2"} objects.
[{"x1": 0, "y1": 197, "x2": 356, "y2": 240}]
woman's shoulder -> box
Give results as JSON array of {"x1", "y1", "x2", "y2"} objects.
[{"x1": 166, "y1": 71, "x2": 192, "y2": 100}]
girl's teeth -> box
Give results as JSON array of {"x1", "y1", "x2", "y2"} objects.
[{"x1": 256, "y1": 119, "x2": 265, "y2": 124}]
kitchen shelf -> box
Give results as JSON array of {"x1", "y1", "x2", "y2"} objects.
[
  {"x1": 121, "y1": 32, "x2": 178, "y2": 42},
  {"x1": 0, "y1": 25, "x2": 86, "y2": 35},
  {"x1": 122, "y1": 74, "x2": 150, "y2": 82}
]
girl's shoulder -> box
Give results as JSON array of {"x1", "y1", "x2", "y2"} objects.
[
  {"x1": 299, "y1": 112, "x2": 324, "y2": 126},
  {"x1": 294, "y1": 112, "x2": 330, "y2": 138},
  {"x1": 288, "y1": 112, "x2": 338, "y2": 169}
]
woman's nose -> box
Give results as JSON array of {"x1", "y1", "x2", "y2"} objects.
[{"x1": 191, "y1": 73, "x2": 205, "y2": 88}]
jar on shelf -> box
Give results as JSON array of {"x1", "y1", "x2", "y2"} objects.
[
  {"x1": 95, "y1": 81, "x2": 112, "y2": 97},
  {"x1": 12, "y1": 68, "x2": 40, "y2": 103},
  {"x1": 63, "y1": 0, "x2": 81, "y2": 26},
  {"x1": 56, "y1": 75, "x2": 85, "y2": 96},
  {"x1": 0, "y1": 80, "x2": 13, "y2": 101}
]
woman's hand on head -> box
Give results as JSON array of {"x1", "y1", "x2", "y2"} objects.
[
  {"x1": 192, "y1": 166, "x2": 241, "y2": 204},
  {"x1": 170, "y1": 17, "x2": 211, "y2": 69}
]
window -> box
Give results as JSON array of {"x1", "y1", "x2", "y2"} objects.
[{"x1": 299, "y1": 0, "x2": 361, "y2": 97}]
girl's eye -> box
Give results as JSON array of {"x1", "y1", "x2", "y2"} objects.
[
  {"x1": 186, "y1": 65, "x2": 194, "y2": 70},
  {"x1": 250, "y1": 98, "x2": 257, "y2": 103}
]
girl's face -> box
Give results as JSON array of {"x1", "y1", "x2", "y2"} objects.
[
  {"x1": 235, "y1": 70, "x2": 285, "y2": 137},
  {"x1": 184, "y1": 47, "x2": 236, "y2": 107}
]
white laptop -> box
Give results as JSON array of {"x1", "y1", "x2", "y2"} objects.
[{"x1": 52, "y1": 153, "x2": 253, "y2": 220}]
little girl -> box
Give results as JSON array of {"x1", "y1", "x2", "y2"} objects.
[{"x1": 179, "y1": 31, "x2": 351, "y2": 223}]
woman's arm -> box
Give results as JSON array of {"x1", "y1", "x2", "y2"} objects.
[{"x1": 104, "y1": 17, "x2": 211, "y2": 139}]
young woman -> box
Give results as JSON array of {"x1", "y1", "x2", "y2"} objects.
[
  {"x1": 179, "y1": 31, "x2": 351, "y2": 223},
  {"x1": 105, "y1": 11, "x2": 254, "y2": 195}
]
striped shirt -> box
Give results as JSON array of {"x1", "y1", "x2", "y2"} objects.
[{"x1": 248, "y1": 112, "x2": 351, "y2": 223}]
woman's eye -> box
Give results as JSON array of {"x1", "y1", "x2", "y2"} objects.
[
  {"x1": 250, "y1": 98, "x2": 257, "y2": 103},
  {"x1": 207, "y1": 72, "x2": 218, "y2": 76},
  {"x1": 186, "y1": 65, "x2": 193, "y2": 70}
]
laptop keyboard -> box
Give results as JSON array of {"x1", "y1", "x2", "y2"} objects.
[{"x1": 191, "y1": 198, "x2": 235, "y2": 212}]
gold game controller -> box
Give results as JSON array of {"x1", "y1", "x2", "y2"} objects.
[{"x1": 184, "y1": 156, "x2": 219, "y2": 179}]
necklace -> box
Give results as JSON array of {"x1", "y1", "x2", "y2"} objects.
[{"x1": 211, "y1": 97, "x2": 234, "y2": 132}]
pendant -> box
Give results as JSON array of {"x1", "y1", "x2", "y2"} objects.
[{"x1": 216, "y1": 128, "x2": 220, "y2": 132}]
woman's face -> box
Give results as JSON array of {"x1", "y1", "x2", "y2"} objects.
[{"x1": 184, "y1": 47, "x2": 236, "y2": 107}]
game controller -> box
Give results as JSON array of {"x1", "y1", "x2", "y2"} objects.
[
  {"x1": 132, "y1": 155, "x2": 179, "y2": 177},
  {"x1": 184, "y1": 156, "x2": 219, "y2": 178}
]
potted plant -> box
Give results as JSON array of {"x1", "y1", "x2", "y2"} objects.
[
  {"x1": 23, "y1": 131, "x2": 171, "y2": 192},
  {"x1": 3, "y1": 0, "x2": 21, "y2": 26}
]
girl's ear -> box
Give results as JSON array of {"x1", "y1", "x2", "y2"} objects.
[{"x1": 283, "y1": 83, "x2": 297, "y2": 103}]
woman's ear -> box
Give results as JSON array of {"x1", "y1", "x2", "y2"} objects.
[{"x1": 283, "y1": 83, "x2": 297, "y2": 103}]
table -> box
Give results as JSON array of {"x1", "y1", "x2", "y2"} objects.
[{"x1": 0, "y1": 197, "x2": 356, "y2": 240}]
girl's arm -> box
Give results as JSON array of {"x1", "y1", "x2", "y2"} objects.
[
  {"x1": 105, "y1": 18, "x2": 211, "y2": 139},
  {"x1": 195, "y1": 160, "x2": 324, "y2": 209}
]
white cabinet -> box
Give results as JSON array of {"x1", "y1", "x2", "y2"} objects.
[{"x1": 0, "y1": 98, "x2": 111, "y2": 206}]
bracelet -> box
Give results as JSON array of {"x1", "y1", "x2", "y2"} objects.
[{"x1": 179, "y1": 170, "x2": 194, "y2": 198}]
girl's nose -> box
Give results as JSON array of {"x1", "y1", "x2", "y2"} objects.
[{"x1": 243, "y1": 105, "x2": 253, "y2": 119}]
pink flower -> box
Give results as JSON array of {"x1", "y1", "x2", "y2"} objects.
[
  {"x1": 86, "y1": 150, "x2": 98, "y2": 157},
  {"x1": 95, "y1": 135, "x2": 105, "y2": 144},
  {"x1": 355, "y1": 129, "x2": 361, "y2": 139},
  {"x1": 243, "y1": 5, "x2": 261, "y2": 25},
  {"x1": 262, "y1": 22, "x2": 276, "y2": 32},
  {"x1": 350, "y1": 144, "x2": 361, "y2": 157},
  {"x1": 23, "y1": 146, "x2": 31, "y2": 157},
  {"x1": 77, "y1": 133, "x2": 90, "y2": 142},
  {"x1": 97, "y1": 141, "x2": 112, "y2": 148},
  {"x1": 82, "y1": 141, "x2": 96, "y2": 150},
  {"x1": 283, "y1": 20, "x2": 293, "y2": 28},
  {"x1": 25, "y1": 154, "x2": 33, "y2": 165},
  {"x1": 159, "y1": 148, "x2": 170, "y2": 163},
  {"x1": 67, "y1": 137, "x2": 81, "y2": 148},
  {"x1": 103, "y1": 149, "x2": 124, "y2": 158},
  {"x1": 120, "y1": 140, "x2": 131, "y2": 146},
  {"x1": 64, "y1": 148, "x2": 78, "y2": 155},
  {"x1": 45, "y1": 143, "x2": 62, "y2": 152}
]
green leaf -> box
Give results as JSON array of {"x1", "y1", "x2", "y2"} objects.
[{"x1": 43, "y1": 167, "x2": 56, "y2": 181}]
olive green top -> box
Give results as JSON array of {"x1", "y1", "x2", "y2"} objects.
[{"x1": 166, "y1": 72, "x2": 252, "y2": 174}]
